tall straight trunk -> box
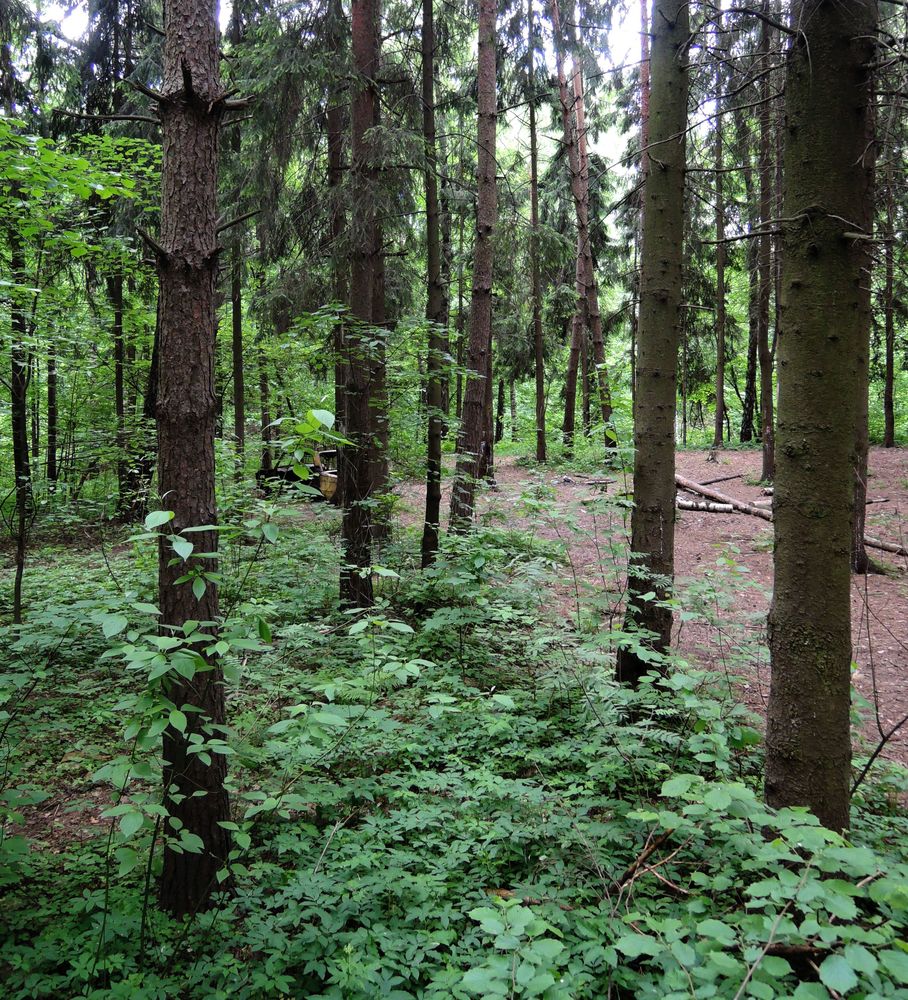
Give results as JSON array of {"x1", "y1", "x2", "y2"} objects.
[
  {"x1": 108, "y1": 271, "x2": 129, "y2": 512},
  {"x1": 449, "y1": 0, "x2": 497, "y2": 529},
  {"x1": 439, "y1": 126, "x2": 453, "y2": 420},
  {"x1": 712, "y1": 12, "x2": 726, "y2": 449},
  {"x1": 509, "y1": 378, "x2": 517, "y2": 441},
  {"x1": 154, "y1": 0, "x2": 230, "y2": 915},
  {"x1": 421, "y1": 0, "x2": 446, "y2": 567},
  {"x1": 230, "y1": 8, "x2": 244, "y2": 476},
  {"x1": 29, "y1": 354, "x2": 39, "y2": 461},
  {"x1": 341, "y1": 0, "x2": 381, "y2": 602},
  {"x1": 734, "y1": 106, "x2": 759, "y2": 442},
  {"x1": 46, "y1": 338, "x2": 57, "y2": 483},
  {"x1": 851, "y1": 70, "x2": 877, "y2": 574},
  {"x1": 757, "y1": 5, "x2": 775, "y2": 480},
  {"x1": 562, "y1": 250, "x2": 584, "y2": 455},
  {"x1": 571, "y1": 64, "x2": 612, "y2": 436},
  {"x1": 766, "y1": 0, "x2": 876, "y2": 833},
  {"x1": 495, "y1": 377, "x2": 505, "y2": 442},
  {"x1": 327, "y1": 0, "x2": 347, "y2": 505},
  {"x1": 528, "y1": 0, "x2": 545, "y2": 462},
  {"x1": 581, "y1": 328, "x2": 591, "y2": 436},
  {"x1": 883, "y1": 167, "x2": 895, "y2": 447},
  {"x1": 258, "y1": 346, "x2": 272, "y2": 471},
  {"x1": 616, "y1": 0, "x2": 688, "y2": 686},
  {"x1": 639, "y1": 0, "x2": 650, "y2": 173},
  {"x1": 9, "y1": 227, "x2": 31, "y2": 625}
]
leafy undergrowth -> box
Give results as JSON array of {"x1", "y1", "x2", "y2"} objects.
[{"x1": 1, "y1": 497, "x2": 908, "y2": 999}]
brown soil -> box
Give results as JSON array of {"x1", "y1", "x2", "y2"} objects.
[{"x1": 397, "y1": 447, "x2": 908, "y2": 770}]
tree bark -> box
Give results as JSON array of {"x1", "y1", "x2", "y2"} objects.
[
  {"x1": 757, "y1": 4, "x2": 775, "y2": 481},
  {"x1": 340, "y1": 0, "x2": 382, "y2": 602},
  {"x1": 712, "y1": 12, "x2": 726, "y2": 450},
  {"x1": 421, "y1": 0, "x2": 446, "y2": 567},
  {"x1": 765, "y1": 0, "x2": 877, "y2": 834},
  {"x1": 528, "y1": 0, "x2": 546, "y2": 463},
  {"x1": 562, "y1": 249, "x2": 584, "y2": 456},
  {"x1": 449, "y1": 0, "x2": 497, "y2": 530},
  {"x1": 46, "y1": 336, "x2": 57, "y2": 483},
  {"x1": 615, "y1": 0, "x2": 688, "y2": 686},
  {"x1": 108, "y1": 270, "x2": 129, "y2": 513},
  {"x1": 229, "y1": 7, "x2": 244, "y2": 478},
  {"x1": 154, "y1": 0, "x2": 230, "y2": 915},
  {"x1": 883, "y1": 163, "x2": 895, "y2": 447}
]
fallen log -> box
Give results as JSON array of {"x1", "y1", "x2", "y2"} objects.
[
  {"x1": 677, "y1": 499, "x2": 734, "y2": 513},
  {"x1": 675, "y1": 473, "x2": 908, "y2": 558},
  {"x1": 675, "y1": 473, "x2": 772, "y2": 521}
]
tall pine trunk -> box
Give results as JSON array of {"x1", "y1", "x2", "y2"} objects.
[
  {"x1": 616, "y1": 0, "x2": 688, "y2": 686},
  {"x1": 449, "y1": 0, "x2": 497, "y2": 530},
  {"x1": 229, "y1": 8, "x2": 245, "y2": 477},
  {"x1": 9, "y1": 226, "x2": 31, "y2": 625},
  {"x1": 765, "y1": 0, "x2": 876, "y2": 833},
  {"x1": 711, "y1": 12, "x2": 726, "y2": 450},
  {"x1": 883, "y1": 164, "x2": 895, "y2": 447},
  {"x1": 421, "y1": 0, "x2": 446, "y2": 566},
  {"x1": 528, "y1": 0, "x2": 545, "y2": 463},
  {"x1": 757, "y1": 4, "x2": 775, "y2": 481},
  {"x1": 340, "y1": 0, "x2": 381, "y2": 602},
  {"x1": 154, "y1": 0, "x2": 231, "y2": 915}
]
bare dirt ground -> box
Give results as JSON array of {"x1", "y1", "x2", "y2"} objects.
[{"x1": 397, "y1": 447, "x2": 908, "y2": 770}]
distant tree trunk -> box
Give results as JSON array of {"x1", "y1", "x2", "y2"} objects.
[
  {"x1": 29, "y1": 354, "x2": 39, "y2": 462},
  {"x1": 581, "y1": 329, "x2": 591, "y2": 436},
  {"x1": 852, "y1": 66, "x2": 877, "y2": 575},
  {"x1": 562, "y1": 251, "x2": 584, "y2": 456},
  {"x1": 883, "y1": 166, "x2": 895, "y2": 448},
  {"x1": 340, "y1": 0, "x2": 381, "y2": 602},
  {"x1": 9, "y1": 226, "x2": 31, "y2": 625},
  {"x1": 154, "y1": 0, "x2": 231, "y2": 915},
  {"x1": 528, "y1": 0, "x2": 545, "y2": 463},
  {"x1": 765, "y1": 0, "x2": 876, "y2": 834},
  {"x1": 46, "y1": 338, "x2": 57, "y2": 483},
  {"x1": 757, "y1": 5, "x2": 775, "y2": 481},
  {"x1": 571, "y1": 64, "x2": 612, "y2": 436},
  {"x1": 108, "y1": 271, "x2": 130, "y2": 513},
  {"x1": 327, "y1": 0, "x2": 347, "y2": 507},
  {"x1": 509, "y1": 378, "x2": 517, "y2": 441},
  {"x1": 711, "y1": 12, "x2": 726, "y2": 450},
  {"x1": 258, "y1": 346, "x2": 272, "y2": 471},
  {"x1": 230, "y1": 9, "x2": 244, "y2": 478},
  {"x1": 421, "y1": 0, "x2": 445, "y2": 567},
  {"x1": 616, "y1": 0, "x2": 688, "y2": 686},
  {"x1": 449, "y1": 0, "x2": 497, "y2": 530},
  {"x1": 495, "y1": 377, "x2": 505, "y2": 442}
]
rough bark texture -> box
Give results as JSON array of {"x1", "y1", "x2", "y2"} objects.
[
  {"x1": 229, "y1": 8, "x2": 244, "y2": 477},
  {"x1": 340, "y1": 0, "x2": 381, "y2": 601},
  {"x1": 711, "y1": 13, "x2": 726, "y2": 450},
  {"x1": 765, "y1": 0, "x2": 877, "y2": 834},
  {"x1": 449, "y1": 0, "x2": 497, "y2": 530},
  {"x1": 327, "y1": 0, "x2": 347, "y2": 507},
  {"x1": 757, "y1": 5, "x2": 775, "y2": 481},
  {"x1": 528, "y1": 0, "x2": 545, "y2": 463},
  {"x1": 883, "y1": 160, "x2": 895, "y2": 448},
  {"x1": 615, "y1": 0, "x2": 688, "y2": 686},
  {"x1": 155, "y1": 0, "x2": 230, "y2": 915},
  {"x1": 421, "y1": 0, "x2": 445, "y2": 566},
  {"x1": 46, "y1": 337, "x2": 57, "y2": 483},
  {"x1": 562, "y1": 249, "x2": 584, "y2": 455}
]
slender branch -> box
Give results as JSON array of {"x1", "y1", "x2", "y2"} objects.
[
  {"x1": 54, "y1": 108, "x2": 160, "y2": 126},
  {"x1": 216, "y1": 209, "x2": 260, "y2": 235}
]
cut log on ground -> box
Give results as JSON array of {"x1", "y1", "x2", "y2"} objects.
[
  {"x1": 701, "y1": 473, "x2": 744, "y2": 486},
  {"x1": 677, "y1": 498, "x2": 734, "y2": 513},
  {"x1": 674, "y1": 473, "x2": 907, "y2": 559}
]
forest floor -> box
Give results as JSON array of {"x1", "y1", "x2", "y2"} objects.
[{"x1": 397, "y1": 446, "x2": 908, "y2": 768}]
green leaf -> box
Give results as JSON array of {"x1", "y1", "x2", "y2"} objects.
[
  {"x1": 696, "y1": 919, "x2": 737, "y2": 946},
  {"x1": 115, "y1": 846, "x2": 139, "y2": 876},
  {"x1": 171, "y1": 536, "x2": 194, "y2": 560},
  {"x1": 818, "y1": 954, "x2": 858, "y2": 994},
  {"x1": 145, "y1": 510, "x2": 174, "y2": 530},
  {"x1": 310, "y1": 409, "x2": 335, "y2": 428},
  {"x1": 192, "y1": 577, "x2": 206, "y2": 600},
  {"x1": 843, "y1": 944, "x2": 877, "y2": 976},
  {"x1": 262, "y1": 522, "x2": 278, "y2": 543},
  {"x1": 614, "y1": 933, "x2": 661, "y2": 958},
  {"x1": 101, "y1": 614, "x2": 129, "y2": 638},
  {"x1": 661, "y1": 774, "x2": 695, "y2": 797},
  {"x1": 119, "y1": 811, "x2": 144, "y2": 839},
  {"x1": 169, "y1": 709, "x2": 188, "y2": 733},
  {"x1": 880, "y1": 949, "x2": 908, "y2": 984}
]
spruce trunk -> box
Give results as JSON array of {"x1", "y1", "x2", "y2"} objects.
[
  {"x1": 765, "y1": 0, "x2": 877, "y2": 833},
  {"x1": 616, "y1": 0, "x2": 688, "y2": 686},
  {"x1": 154, "y1": 0, "x2": 230, "y2": 915}
]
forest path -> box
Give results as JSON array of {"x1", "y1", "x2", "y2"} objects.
[{"x1": 397, "y1": 447, "x2": 908, "y2": 770}]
